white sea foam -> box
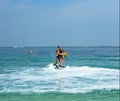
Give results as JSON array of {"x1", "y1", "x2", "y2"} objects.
[{"x1": 0, "y1": 63, "x2": 119, "y2": 93}]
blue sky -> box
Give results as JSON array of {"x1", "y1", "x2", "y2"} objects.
[{"x1": 0, "y1": 0, "x2": 119, "y2": 47}]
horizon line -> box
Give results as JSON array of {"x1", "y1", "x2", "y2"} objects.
[{"x1": 0, "y1": 45, "x2": 119, "y2": 48}]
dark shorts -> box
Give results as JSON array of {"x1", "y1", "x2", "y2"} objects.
[{"x1": 57, "y1": 55, "x2": 62, "y2": 61}]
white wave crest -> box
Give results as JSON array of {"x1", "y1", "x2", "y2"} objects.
[{"x1": 0, "y1": 64, "x2": 119, "y2": 93}]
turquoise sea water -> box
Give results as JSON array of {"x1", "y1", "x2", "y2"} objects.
[{"x1": 0, "y1": 46, "x2": 119, "y2": 101}]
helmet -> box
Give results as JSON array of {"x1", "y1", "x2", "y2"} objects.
[{"x1": 57, "y1": 46, "x2": 60, "y2": 48}]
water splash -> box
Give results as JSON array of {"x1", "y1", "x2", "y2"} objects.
[{"x1": 0, "y1": 64, "x2": 119, "y2": 93}]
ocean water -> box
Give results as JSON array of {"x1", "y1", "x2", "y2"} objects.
[{"x1": 0, "y1": 46, "x2": 119, "y2": 101}]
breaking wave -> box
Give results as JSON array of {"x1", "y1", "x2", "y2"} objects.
[{"x1": 0, "y1": 64, "x2": 119, "y2": 93}]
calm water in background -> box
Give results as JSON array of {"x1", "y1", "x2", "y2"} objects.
[{"x1": 0, "y1": 46, "x2": 119, "y2": 101}]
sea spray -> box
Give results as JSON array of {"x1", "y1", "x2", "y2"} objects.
[{"x1": 0, "y1": 63, "x2": 119, "y2": 93}]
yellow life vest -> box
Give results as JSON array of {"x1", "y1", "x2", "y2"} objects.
[{"x1": 61, "y1": 52, "x2": 68, "y2": 57}]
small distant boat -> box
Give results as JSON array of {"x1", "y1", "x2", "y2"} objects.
[{"x1": 29, "y1": 50, "x2": 33, "y2": 54}]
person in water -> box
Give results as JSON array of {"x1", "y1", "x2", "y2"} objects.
[{"x1": 56, "y1": 46, "x2": 65, "y2": 67}]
